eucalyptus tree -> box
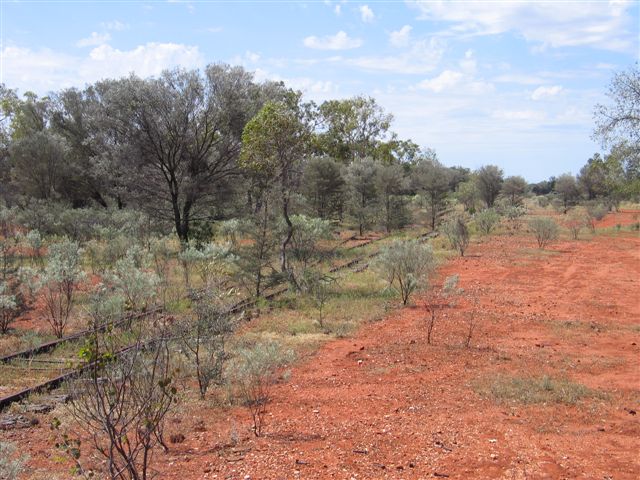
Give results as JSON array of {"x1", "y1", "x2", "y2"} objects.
[
  {"x1": 240, "y1": 98, "x2": 311, "y2": 275},
  {"x1": 99, "y1": 65, "x2": 268, "y2": 243},
  {"x1": 594, "y1": 65, "x2": 639, "y2": 152},
  {"x1": 316, "y1": 96, "x2": 393, "y2": 163}
]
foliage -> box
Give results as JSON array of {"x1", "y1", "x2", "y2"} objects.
[
  {"x1": 178, "y1": 290, "x2": 238, "y2": 399},
  {"x1": 442, "y1": 215, "x2": 470, "y2": 256},
  {"x1": 316, "y1": 96, "x2": 393, "y2": 163},
  {"x1": 344, "y1": 157, "x2": 380, "y2": 236},
  {"x1": 479, "y1": 374, "x2": 604, "y2": 405},
  {"x1": 66, "y1": 318, "x2": 177, "y2": 480},
  {"x1": 178, "y1": 242, "x2": 236, "y2": 290},
  {"x1": 528, "y1": 217, "x2": 559, "y2": 249},
  {"x1": 0, "y1": 441, "x2": 28, "y2": 480},
  {"x1": 586, "y1": 203, "x2": 608, "y2": 231},
  {"x1": 455, "y1": 179, "x2": 479, "y2": 213},
  {"x1": 553, "y1": 173, "x2": 581, "y2": 213},
  {"x1": 474, "y1": 208, "x2": 500, "y2": 235},
  {"x1": 476, "y1": 165, "x2": 504, "y2": 208},
  {"x1": 563, "y1": 212, "x2": 584, "y2": 240},
  {"x1": 36, "y1": 238, "x2": 84, "y2": 338},
  {"x1": 501, "y1": 175, "x2": 527, "y2": 207},
  {"x1": 0, "y1": 279, "x2": 26, "y2": 334},
  {"x1": 286, "y1": 214, "x2": 332, "y2": 284},
  {"x1": 593, "y1": 65, "x2": 639, "y2": 151},
  {"x1": 301, "y1": 156, "x2": 346, "y2": 221},
  {"x1": 376, "y1": 163, "x2": 409, "y2": 232},
  {"x1": 107, "y1": 248, "x2": 158, "y2": 311},
  {"x1": 412, "y1": 154, "x2": 451, "y2": 230},
  {"x1": 240, "y1": 99, "x2": 311, "y2": 274},
  {"x1": 375, "y1": 239, "x2": 437, "y2": 305},
  {"x1": 229, "y1": 339, "x2": 294, "y2": 436}
]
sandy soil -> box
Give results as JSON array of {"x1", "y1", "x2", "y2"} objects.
[{"x1": 2, "y1": 215, "x2": 639, "y2": 480}]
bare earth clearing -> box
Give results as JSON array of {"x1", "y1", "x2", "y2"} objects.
[{"x1": 2, "y1": 217, "x2": 639, "y2": 480}]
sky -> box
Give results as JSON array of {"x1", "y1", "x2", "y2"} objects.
[{"x1": 1, "y1": 0, "x2": 639, "y2": 181}]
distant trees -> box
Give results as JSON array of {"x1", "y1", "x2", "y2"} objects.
[
  {"x1": 412, "y1": 155, "x2": 451, "y2": 230},
  {"x1": 554, "y1": 174, "x2": 581, "y2": 213},
  {"x1": 301, "y1": 157, "x2": 345, "y2": 220},
  {"x1": 502, "y1": 175, "x2": 527, "y2": 206},
  {"x1": 376, "y1": 163, "x2": 408, "y2": 232},
  {"x1": 476, "y1": 165, "x2": 504, "y2": 208},
  {"x1": 344, "y1": 158, "x2": 379, "y2": 236}
]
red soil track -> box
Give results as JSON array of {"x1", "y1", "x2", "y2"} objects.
[{"x1": 3, "y1": 220, "x2": 639, "y2": 480}]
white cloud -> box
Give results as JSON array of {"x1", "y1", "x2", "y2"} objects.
[
  {"x1": 76, "y1": 32, "x2": 111, "y2": 47},
  {"x1": 2, "y1": 42, "x2": 204, "y2": 93},
  {"x1": 360, "y1": 5, "x2": 375, "y2": 22},
  {"x1": 100, "y1": 20, "x2": 128, "y2": 31},
  {"x1": 493, "y1": 73, "x2": 547, "y2": 85},
  {"x1": 531, "y1": 85, "x2": 563, "y2": 100},
  {"x1": 492, "y1": 109, "x2": 546, "y2": 121},
  {"x1": 389, "y1": 25, "x2": 412, "y2": 47},
  {"x1": 344, "y1": 37, "x2": 444, "y2": 74},
  {"x1": 252, "y1": 68, "x2": 338, "y2": 100},
  {"x1": 459, "y1": 49, "x2": 476, "y2": 73},
  {"x1": 418, "y1": 70, "x2": 464, "y2": 92},
  {"x1": 407, "y1": 0, "x2": 637, "y2": 52},
  {"x1": 206, "y1": 26, "x2": 224, "y2": 33},
  {"x1": 334, "y1": 4, "x2": 341, "y2": 15},
  {"x1": 303, "y1": 31, "x2": 363, "y2": 50},
  {"x1": 416, "y1": 51, "x2": 492, "y2": 94}
]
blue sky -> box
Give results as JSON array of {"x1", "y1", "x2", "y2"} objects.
[{"x1": 1, "y1": 0, "x2": 638, "y2": 181}]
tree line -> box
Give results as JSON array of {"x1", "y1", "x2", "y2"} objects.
[{"x1": 0, "y1": 64, "x2": 638, "y2": 248}]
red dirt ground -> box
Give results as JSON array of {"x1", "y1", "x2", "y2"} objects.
[{"x1": 2, "y1": 218, "x2": 639, "y2": 480}]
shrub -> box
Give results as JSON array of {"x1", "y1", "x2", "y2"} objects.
[
  {"x1": 0, "y1": 441, "x2": 28, "y2": 480},
  {"x1": 528, "y1": 217, "x2": 559, "y2": 249},
  {"x1": 177, "y1": 290, "x2": 238, "y2": 399},
  {"x1": 0, "y1": 280, "x2": 26, "y2": 334},
  {"x1": 375, "y1": 239, "x2": 437, "y2": 305},
  {"x1": 425, "y1": 274, "x2": 463, "y2": 345},
  {"x1": 66, "y1": 319, "x2": 177, "y2": 480},
  {"x1": 36, "y1": 239, "x2": 84, "y2": 338},
  {"x1": 563, "y1": 212, "x2": 584, "y2": 240},
  {"x1": 586, "y1": 204, "x2": 607, "y2": 232},
  {"x1": 229, "y1": 340, "x2": 294, "y2": 436},
  {"x1": 475, "y1": 209, "x2": 500, "y2": 235},
  {"x1": 179, "y1": 242, "x2": 236, "y2": 289},
  {"x1": 108, "y1": 248, "x2": 159, "y2": 311},
  {"x1": 442, "y1": 215, "x2": 470, "y2": 256}
]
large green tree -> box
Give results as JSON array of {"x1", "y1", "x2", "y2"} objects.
[{"x1": 316, "y1": 96, "x2": 393, "y2": 163}]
